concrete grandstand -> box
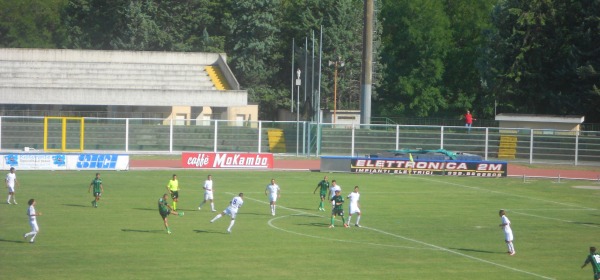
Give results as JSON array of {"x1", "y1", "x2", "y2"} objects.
[{"x1": 0, "y1": 48, "x2": 257, "y2": 124}]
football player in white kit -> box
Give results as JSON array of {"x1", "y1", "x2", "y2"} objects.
[
  {"x1": 198, "y1": 175, "x2": 216, "y2": 211},
  {"x1": 6, "y1": 167, "x2": 18, "y2": 204},
  {"x1": 24, "y1": 198, "x2": 41, "y2": 243},
  {"x1": 265, "y1": 179, "x2": 280, "y2": 216},
  {"x1": 499, "y1": 209, "x2": 515, "y2": 255},
  {"x1": 211, "y1": 193, "x2": 244, "y2": 233},
  {"x1": 345, "y1": 186, "x2": 362, "y2": 227}
]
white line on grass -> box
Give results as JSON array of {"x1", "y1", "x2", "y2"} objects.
[{"x1": 233, "y1": 193, "x2": 555, "y2": 280}]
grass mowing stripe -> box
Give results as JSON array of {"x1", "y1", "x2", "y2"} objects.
[
  {"x1": 511, "y1": 210, "x2": 600, "y2": 228},
  {"x1": 416, "y1": 176, "x2": 597, "y2": 210}
]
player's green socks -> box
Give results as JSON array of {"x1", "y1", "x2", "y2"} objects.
[
  {"x1": 341, "y1": 216, "x2": 346, "y2": 224},
  {"x1": 319, "y1": 201, "x2": 323, "y2": 208},
  {"x1": 331, "y1": 217, "x2": 334, "y2": 225}
]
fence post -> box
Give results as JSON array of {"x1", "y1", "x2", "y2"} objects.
[
  {"x1": 169, "y1": 118, "x2": 173, "y2": 153},
  {"x1": 440, "y1": 126, "x2": 444, "y2": 149},
  {"x1": 316, "y1": 123, "x2": 321, "y2": 156},
  {"x1": 213, "y1": 120, "x2": 218, "y2": 153},
  {"x1": 125, "y1": 118, "x2": 129, "y2": 152},
  {"x1": 395, "y1": 125, "x2": 400, "y2": 150},
  {"x1": 484, "y1": 127, "x2": 489, "y2": 161},
  {"x1": 302, "y1": 121, "x2": 306, "y2": 156},
  {"x1": 529, "y1": 129, "x2": 534, "y2": 164},
  {"x1": 0, "y1": 117, "x2": 3, "y2": 151},
  {"x1": 258, "y1": 121, "x2": 262, "y2": 153},
  {"x1": 575, "y1": 131, "x2": 579, "y2": 166},
  {"x1": 351, "y1": 125, "x2": 356, "y2": 157}
]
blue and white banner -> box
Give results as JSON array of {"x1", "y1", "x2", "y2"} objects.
[{"x1": 1, "y1": 153, "x2": 129, "y2": 170}]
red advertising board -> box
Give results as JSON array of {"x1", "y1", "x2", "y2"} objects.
[{"x1": 182, "y1": 152, "x2": 274, "y2": 169}]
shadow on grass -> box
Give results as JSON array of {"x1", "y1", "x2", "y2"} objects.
[
  {"x1": 0, "y1": 238, "x2": 27, "y2": 243},
  {"x1": 193, "y1": 229, "x2": 230, "y2": 235},
  {"x1": 450, "y1": 247, "x2": 497, "y2": 254},
  {"x1": 239, "y1": 212, "x2": 272, "y2": 216},
  {"x1": 287, "y1": 207, "x2": 314, "y2": 211},
  {"x1": 121, "y1": 229, "x2": 165, "y2": 234},
  {"x1": 62, "y1": 204, "x2": 88, "y2": 208},
  {"x1": 132, "y1": 208, "x2": 155, "y2": 211},
  {"x1": 295, "y1": 222, "x2": 330, "y2": 227}
]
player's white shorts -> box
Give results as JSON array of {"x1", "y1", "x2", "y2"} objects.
[
  {"x1": 348, "y1": 205, "x2": 361, "y2": 215},
  {"x1": 7, "y1": 186, "x2": 15, "y2": 193},
  {"x1": 29, "y1": 220, "x2": 39, "y2": 233},
  {"x1": 268, "y1": 193, "x2": 278, "y2": 202},
  {"x1": 504, "y1": 230, "x2": 513, "y2": 242},
  {"x1": 204, "y1": 191, "x2": 214, "y2": 200},
  {"x1": 224, "y1": 207, "x2": 239, "y2": 219}
]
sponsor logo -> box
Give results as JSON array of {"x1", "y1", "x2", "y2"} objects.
[
  {"x1": 351, "y1": 159, "x2": 506, "y2": 177},
  {"x1": 76, "y1": 154, "x2": 118, "y2": 169},
  {"x1": 182, "y1": 153, "x2": 273, "y2": 169},
  {"x1": 53, "y1": 155, "x2": 66, "y2": 166},
  {"x1": 4, "y1": 154, "x2": 19, "y2": 166}
]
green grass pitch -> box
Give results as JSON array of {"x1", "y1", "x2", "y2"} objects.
[{"x1": 1, "y1": 170, "x2": 599, "y2": 279}]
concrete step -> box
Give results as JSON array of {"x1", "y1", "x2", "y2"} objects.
[{"x1": 0, "y1": 72, "x2": 211, "y2": 81}]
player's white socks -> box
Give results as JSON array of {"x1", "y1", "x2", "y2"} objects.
[
  {"x1": 227, "y1": 220, "x2": 235, "y2": 232},
  {"x1": 507, "y1": 242, "x2": 515, "y2": 253},
  {"x1": 7, "y1": 194, "x2": 11, "y2": 203},
  {"x1": 210, "y1": 202, "x2": 215, "y2": 211},
  {"x1": 24, "y1": 231, "x2": 37, "y2": 242},
  {"x1": 355, "y1": 215, "x2": 361, "y2": 225},
  {"x1": 347, "y1": 216, "x2": 352, "y2": 225},
  {"x1": 211, "y1": 214, "x2": 222, "y2": 222}
]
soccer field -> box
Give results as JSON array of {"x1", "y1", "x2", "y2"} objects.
[{"x1": 1, "y1": 170, "x2": 598, "y2": 279}]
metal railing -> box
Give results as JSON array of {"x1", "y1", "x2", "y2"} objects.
[{"x1": 1, "y1": 116, "x2": 599, "y2": 166}]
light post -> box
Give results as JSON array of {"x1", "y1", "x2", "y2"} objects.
[
  {"x1": 295, "y1": 68, "x2": 301, "y2": 155},
  {"x1": 328, "y1": 57, "x2": 344, "y2": 124}
]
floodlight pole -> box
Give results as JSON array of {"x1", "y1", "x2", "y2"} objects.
[
  {"x1": 329, "y1": 57, "x2": 344, "y2": 125},
  {"x1": 296, "y1": 69, "x2": 301, "y2": 156}
]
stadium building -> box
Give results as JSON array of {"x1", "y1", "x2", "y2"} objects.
[{"x1": 0, "y1": 48, "x2": 257, "y2": 125}]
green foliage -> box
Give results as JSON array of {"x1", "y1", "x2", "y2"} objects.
[
  {"x1": 2, "y1": 0, "x2": 598, "y2": 122},
  {"x1": 0, "y1": 0, "x2": 68, "y2": 48},
  {"x1": 64, "y1": 0, "x2": 223, "y2": 52},
  {"x1": 378, "y1": 0, "x2": 452, "y2": 117},
  {"x1": 482, "y1": 0, "x2": 600, "y2": 121},
  {"x1": 1, "y1": 170, "x2": 597, "y2": 279}
]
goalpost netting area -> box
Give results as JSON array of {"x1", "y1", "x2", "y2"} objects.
[{"x1": 43, "y1": 117, "x2": 85, "y2": 152}]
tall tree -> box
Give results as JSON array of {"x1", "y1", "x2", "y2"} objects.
[
  {"x1": 442, "y1": 0, "x2": 496, "y2": 118},
  {"x1": 0, "y1": 0, "x2": 68, "y2": 48},
  {"x1": 377, "y1": 0, "x2": 452, "y2": 117},
  {"x1": 64, "y1": 0, "x2": 223, "y2": 52},
  {"x1": 221, "y1": 0, "x2": 283, "y2": 120},
  {"x1": 280, "y1": 0, "x2": 366, "y2": 115},
  {"x1": 482, "y1": 0, "x2": 600, "y2": 121}
]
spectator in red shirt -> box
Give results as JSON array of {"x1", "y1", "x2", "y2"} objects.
[{"x1": 464, "y1": 110, "x2": 476, "y2": 133}]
